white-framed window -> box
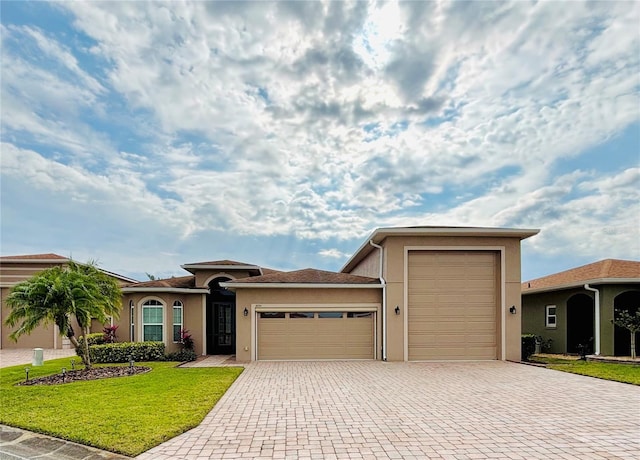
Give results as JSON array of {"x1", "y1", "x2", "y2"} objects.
[
  {"x1": 173, "y1": 301, "x2": 183, "y2": 342},
  {"x1": 142, "y1": 299, "x2": 164, "y2": 342},
  {"x1": 546, "y1": 305, "x2": 557, "y2": 328},
  {"x1": 129, "y1": 300, "x2": 135, "y2": 341}
]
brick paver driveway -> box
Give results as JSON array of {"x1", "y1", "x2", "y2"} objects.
[{"x1": 137, "y1": 361, "x2": 639, "y2": 459}]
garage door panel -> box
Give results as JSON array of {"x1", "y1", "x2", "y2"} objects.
[
  {"x1": 258, "y1": 312, "x2": 374, "y2": 360},
  {"x1": 408, "y1": 251, "x2": 498, "y2": 361}
]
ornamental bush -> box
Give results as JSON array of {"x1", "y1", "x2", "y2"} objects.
[
  {"x1": 76, "y1": 333, "x2": 106, "y2": 359},
  {"x1": 88, "y1": 341, "x2": 166, "y2": 363},
  {"x1": 521, "y1": 334, "x2": 537, "y2": 361},
  {"x1": 165, "y1": 349, "x2": 197, "y2": 362}
]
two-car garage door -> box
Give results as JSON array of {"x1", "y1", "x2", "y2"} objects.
[
  {"x1": 408, "y1": 251, "x2": 498, "y2": 360},
  {"x1": 257, "y1": 310, "x2": 375, "y2": 360}
]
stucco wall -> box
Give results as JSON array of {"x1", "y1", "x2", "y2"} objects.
[
  {"x1": 121, "y1": 292, "x2": 206, "y2": 355},
  {"x1": 195, "y1": 269, "x2": 253, "y2": 288},
  {"x1": 235, "y1": 288, "x2": 382, "y2": 361},
  {"x1": 380, "y1": 235, "x2": 523, "y2": 362},
  {"x1": 522, "y1": 284, "x2": 639, "y2": 356}
]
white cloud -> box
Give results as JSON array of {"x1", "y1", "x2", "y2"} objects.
[
  {"x1": 1, "y1": 0, "x2": 639, "y2": 274},
  {"x1": 318, "y1": 248, "x2": 350, "y2": 259}
]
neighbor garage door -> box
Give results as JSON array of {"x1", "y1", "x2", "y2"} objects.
[
  {"x1": 408, "y1": 251, "x2": 498, "y2": 360},
  {"x1": 257, "y1": 310, "x2": 375, "y2": 360}
]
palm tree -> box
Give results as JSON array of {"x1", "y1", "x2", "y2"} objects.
[{"x1": 4, "y1": 261, "x2": 122, "y2": 368}]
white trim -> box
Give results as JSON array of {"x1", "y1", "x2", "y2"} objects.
[
  {"x1": 122, "y1": 287, "x2": 209, "y2": 293},
  {"x1": 201, "y1": 295, "x2": 207, "y2": 356},
  {"x1": 251, "y1": 304, "x2": 257, "y2": 361},
  {"x1": 253, "y1": 303, "x2": 379, "y2": 312},
  {"x1": 403, "y1": 246, "x2": 506, "y2": 362},
  {"x1": 545, "y1": 305, "x2": 557, "y2": 328},
  {"x1": 252, "y1": 303, "x2": 379, "y2": 361},
  {"x1": 221, "y1": 283, "x2": 382, "y2": 289},
  {"x1": 522, "y1": 278, "x2": 640, "y2": 295}
]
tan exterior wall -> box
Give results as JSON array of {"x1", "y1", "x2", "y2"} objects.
[
  {"x1": 1, "y1": 261, "x2": 68, "y2": 349},
  {"x1": 349, "y1": 249, "x2": 381, "y2": 278},
  {"x1": 378, "y1": 235, "x2": 523, "y2": 361},
  {"x1": 121, "y1": 292, "x2": 206, "y2": 355},
  {"x1": 235, "y1": 288, "x2": 382, "y2": 361},
  {"x1": 195, "y1": 269, "x2": 253, "y2": 288}
]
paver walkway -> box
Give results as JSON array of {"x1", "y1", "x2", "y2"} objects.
[
  {"x1": 0, "y1": 348, "x2": 76, "y2": 368},
  {"x1": 137, "y1": 361, "x2": 640, "y2": 460}
]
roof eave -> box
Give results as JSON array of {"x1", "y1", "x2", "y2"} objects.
[
  {"x1": 121, "y1": 287, "x2": 209, "y2": 294},
  {"x1": 180, "y1": 264, "x2": 262, "y2": 275},
  {"x1": 522, "y1": 278, "x2": 640, "y2": 295},
  {"x1": 220, "y1": 282, "x2": 382, "y2": 291},
  {"x1": 0, "y1": 258, "x2": 70, "y2": 264}
]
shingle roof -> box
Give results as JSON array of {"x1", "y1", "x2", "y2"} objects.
[
  {"x1": 522, "y1": 259, "x2": 640, "y2": 293},
  {"x1": 182, "y1": 259, "x2": 256, "y2": 266},
  {"x1": 228, "y1": 268, "x2": 380, "y2": 285},
  {"x1": 0, "y1": 253, "x2": 68, "y2": 260},
  {"x1": 124, "y1": 275, "x2": 196, "y2": 289}
]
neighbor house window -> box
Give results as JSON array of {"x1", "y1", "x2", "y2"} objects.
[
  {"x1": 142, "y1": 299, "x2": 164, "y2": 342},
  {"x1": 546, "y1": 305, "x2": 557, "y2": 328},
  {"x1": 173, "y1": 301, "x2": 183, "y2": 342},
  {"x1": 129, "y1": 300, "x2": 135, "y2": 341}
]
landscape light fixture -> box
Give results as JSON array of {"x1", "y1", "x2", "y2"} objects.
[
  {"x1": 244, "y1": 307, "x2": 249, "y2": 317},
  {"x1": 24, "y1": 367, "x2": 30, "y2": 383},
  {"x1": 395, "y1": 306, "x2": 400, "y2": 315},
  {"x1": 509, "y1": 306, "x2": 517, "y2": 314}
]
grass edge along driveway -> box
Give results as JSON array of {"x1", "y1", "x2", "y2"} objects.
[
  {"x1": 0, "y1": 358, "x2": 243, "y2": 456},
  {"x1": 529, "y1": 355, "x2": 640, "y2": 385}
]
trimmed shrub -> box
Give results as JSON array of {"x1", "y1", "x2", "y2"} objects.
[
  {"x1": 89, "y1": 342, "x2": 166, "y2": 364},
  {"x1": 166, "y1": 349, "x2": 197, "y2": 363},
  {"x1": 521, "y1": 334, "x2": 537, "y2": 361},
  {"x1": 76, "y1": 333, "x2": 106, "y2": 358}
]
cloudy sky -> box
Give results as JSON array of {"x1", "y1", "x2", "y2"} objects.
[{"x1": 1, "y1": 0, "x2": 638, "y2": 282}]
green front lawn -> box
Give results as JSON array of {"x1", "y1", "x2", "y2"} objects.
[
  {"x1": 0, "y1": 358, "x2": 243, "y2": 456},
  {"x1": 529, "y1": 355, "x2": 640, "y2": 385}
]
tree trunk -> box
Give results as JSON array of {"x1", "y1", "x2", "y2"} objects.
[
  {"x1": 82, "y1": 326, "x2": 92, "y2": 369},
  {"x1": 631, "y1": 331, "x2": 637, "y2": 360}
]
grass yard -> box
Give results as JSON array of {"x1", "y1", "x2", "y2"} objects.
[
  {"x1": 0, "y1": 358, "x2": 243, "y2": 456},
  {"x1": 529, "y1": 355, "x2": 640, "y2": 385}
]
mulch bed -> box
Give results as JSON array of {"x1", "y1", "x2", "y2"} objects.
[{"x1": 18, "y1": 366, "x2": 151, "y2": 386}]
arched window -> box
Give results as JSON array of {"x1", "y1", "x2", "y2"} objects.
[
  {"x1": 142, "y1": 299, "x2": 164, "y2": 342},
  {"x1": 129, "y1": 300, "x2": 135, "y2": 341},
  {"x1": 173, "y1": 301, "x2": 183, "y2": 343}
]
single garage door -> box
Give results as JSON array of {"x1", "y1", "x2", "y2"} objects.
[
  {"x1": 257, "y1": 310, "x2": 375, "y2": 360},
  {"x1": 408, "y1": 251, "x2": 498, "y2": 360}
]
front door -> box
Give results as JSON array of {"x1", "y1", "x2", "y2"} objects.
[{"x1": 209, "y1": 302, "x2": 235, "y2": 354}]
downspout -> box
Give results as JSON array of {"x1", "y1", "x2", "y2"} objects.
[
  {"x1": 369, "y1": 240, "x2": 387, "y2": 361},
  {"x1": 584, "y1": 284, "x2": 600, "y2": 355}
]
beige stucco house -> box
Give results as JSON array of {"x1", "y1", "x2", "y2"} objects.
[
  {"x1": 0, "y1": 254, "x2": 136, "y2": 349},
  {"x1": 119, "y1": 226, "x2": 538, "y2": 362}
]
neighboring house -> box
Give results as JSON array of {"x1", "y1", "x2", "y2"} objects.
[
  {"x1": 119, "y1": 226, "x2": 537, "y2": 361},
  {"x1": 522, "y1": 259, "x2": 640, "y2": 357},
  {"x1": 0, "y1": 254, "x2": 137, "y2": 349}
]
